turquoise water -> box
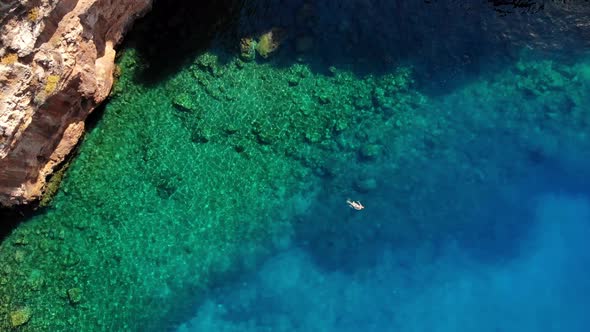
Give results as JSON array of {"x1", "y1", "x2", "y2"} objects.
[
  {"x1": 1, "y1": 1, "x2": 590, "y2": 331},
  {"x1": 180, "y1": 194, "x2": 590, "y2": 332}
]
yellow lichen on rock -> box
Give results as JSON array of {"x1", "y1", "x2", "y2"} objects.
[
  {"x1": 28, "y1": 8, "x2": 40, "y2": 21},
  {"x1": 0, "y1": 53, "x2": 18, "y2": 65},
  {"x1": 256, "y1": 28, "x2": 285, "y2": 58},
  {"x1": 44, "y1": 75, "x2": 60, "y2": 94}
]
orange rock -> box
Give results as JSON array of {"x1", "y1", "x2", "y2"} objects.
[
  {"x1": 0, "y1": 0, "x2": 153, "y2": 207},
  {"x1": 256, "y1": 28, "x2": 286, "y2": 58},
  {"x1": 239, "y1": 37, "x2": 256, "y2": 61}
]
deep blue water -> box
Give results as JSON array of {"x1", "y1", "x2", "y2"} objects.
[
  {"x1": 176, "y1": 154, "x2": 590, "y2": 332},
  {"x1": 167, "y1": 3, "x2": 590, "y2": 331}
]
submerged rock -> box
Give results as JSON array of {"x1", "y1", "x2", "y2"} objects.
[
  {"x1": 0, "y1": 0, "x2": 153, "y2": 208},
  {"x1": 354, "y1": 177, "x2": 378, "y2": 193},
  {"x1": 67, "y1": 287, "x2": 82, "y2": 305},
  {"x1": 359, "y1": 144, "x2": 383, "y2": 161},
  {"x1": 9, "y1": 307, "x2": 31, "y2": 327}
]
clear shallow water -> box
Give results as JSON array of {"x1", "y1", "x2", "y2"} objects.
[{"x1": 1, "y1": 1, "x2": 590, "y2": 331}]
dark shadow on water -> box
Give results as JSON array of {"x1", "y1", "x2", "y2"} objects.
[
  {"x1": 0, "y1": 205, "x2": 45, "y2": 241},
  {"x1": 0, "y1": 208, "x2": 27, "y2": 241},
  {"x1": 85, "y1": 98, "x2": 107, "y2": 133},
  {"x1": 122, "y1": 0, "x2": 590, "y2": 95},
  {"x1": 122, "y1": 0, "x2": 245, "y2": 85}
]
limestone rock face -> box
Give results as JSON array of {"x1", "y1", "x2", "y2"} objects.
[{"x1": 0, "y1": 0, "x2": 152, "y2": 207}]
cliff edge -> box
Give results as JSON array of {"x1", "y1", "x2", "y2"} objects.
[{"x1": 0, "y1": 0, "x2": 152, "y2": 207}]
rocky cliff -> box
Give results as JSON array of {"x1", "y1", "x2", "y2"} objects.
[{"x1": 0, "y1": 0, "x2": 152, "y2": 207}]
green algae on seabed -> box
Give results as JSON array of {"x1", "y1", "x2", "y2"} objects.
[
  {"x1": 1, "y1": 41, "x2": 590, "y2": 330},
  {"x1": 0, "y1": 47, "x2": 422, "y2": 331}
]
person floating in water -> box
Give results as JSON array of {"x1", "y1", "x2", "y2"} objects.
[{"x1": 346, "y1": 199, "x2": 365, "y2": 210}]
